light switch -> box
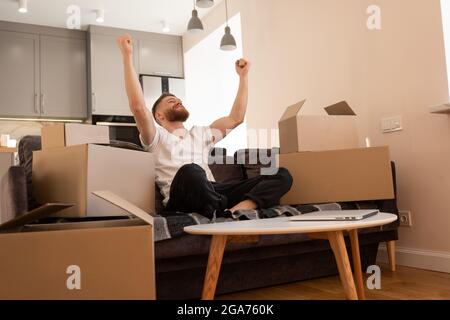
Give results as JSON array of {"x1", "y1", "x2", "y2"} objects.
[
  {"x1": 392, "y1": 119, "x2": 401, "y2": 130},
  {"x1": 381, "y1": 119, "x2": 391, "y2": 132},
  {"x1": 381, "y1": 116, "x2": 403, "y2": 133}
]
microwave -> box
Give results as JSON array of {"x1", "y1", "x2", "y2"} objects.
[
  {"x1": 91, "y1": 76, "x2": 185, "y2": 146},
  {"x1": 92, "y1": 115, "x2": 141, "y2": 147}
]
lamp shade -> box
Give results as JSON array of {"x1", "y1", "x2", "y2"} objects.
[
  {"x1": 220, "y1": 26, "x2": 237, "y2": 51},
  {"x1": 187, "y1": 9, "x2": 204, "y2": 33},
  {"x1": 18, "y1": 0, "x2": 28, "y2": 13},
  {"x1": 196, "y1": 0, "x2": 214, "y2": 8},
  {"x1": 96, "y1": 9, "x2": 105, "y2": 23}
]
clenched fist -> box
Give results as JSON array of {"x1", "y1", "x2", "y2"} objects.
[
  {"x1": 117, "y1": 33, "x2": 133, "y2": 57},
  {"x1": 235, "y1": 59, "x2": 250, "y2": 78}
]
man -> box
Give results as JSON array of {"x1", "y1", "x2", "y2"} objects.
[{"x1": 117, "y1": 34, "x2": 292, "y2": 219}]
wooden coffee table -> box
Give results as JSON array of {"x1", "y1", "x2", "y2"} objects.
[{"x1": 184, "y1": 212, "x2": 397, "y2": 300}]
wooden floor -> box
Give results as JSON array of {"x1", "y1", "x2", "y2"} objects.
[{"x1": 217, "y1": 263, "x2": 450, "y2": 300}]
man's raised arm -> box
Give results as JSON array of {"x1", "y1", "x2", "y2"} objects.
[
  {"x1": 117, "y1": 34, "x2": 156, "y2": 146},
  {"x1": 210, "y1": 59, "x2": 251, "y2": 139}
]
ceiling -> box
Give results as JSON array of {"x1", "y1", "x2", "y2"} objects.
[{"x1": 0, "y1": 0, "x2": 223, "y2": 35}]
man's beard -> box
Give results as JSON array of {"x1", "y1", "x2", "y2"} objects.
[{"x1": 165, "y1": 108, "x2": 190, "y2": 122}]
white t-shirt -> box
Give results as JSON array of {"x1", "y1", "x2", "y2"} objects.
[{"x1": 140, "y1": 126, "x2": 219, "y2": 206}]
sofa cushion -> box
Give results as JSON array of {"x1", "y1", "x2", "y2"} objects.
[
  {"x1": 209, "y1": 164, "x2": 244, "y2": 184},
  {"x1": 155, "y1": 233, "x2": 312, "y2": 260},
  {"x1": 209, "y1": 147, "x2": 244, "y2": 183},
  {"x1": 235, "y1": 148, "x2": 279, "y2": 179},
  {"x1": 155, "y1": 228, "x2": 393, "y2": 262}
]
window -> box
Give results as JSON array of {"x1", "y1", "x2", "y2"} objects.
[
  {"x1": 442, "y1": 0, "x2": 450, "y2": 94},
  {"x1": 184, "y1": 13, "x2": 247, "y2": 155}
]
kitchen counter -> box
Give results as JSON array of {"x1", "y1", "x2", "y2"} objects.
[{"x1": 0, "y1": 147, "x2": 17, "y2": 153}]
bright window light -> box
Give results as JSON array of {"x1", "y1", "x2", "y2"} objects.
[{"x1": 184, "y1": 13, "x2": 247, "y2": 155}]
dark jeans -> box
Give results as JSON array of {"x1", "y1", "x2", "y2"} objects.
[{"x1": 166, "y1": 164, "x2": 293, "y2": 219}]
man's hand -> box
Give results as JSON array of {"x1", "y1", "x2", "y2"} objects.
[
  {"x1": 117, "y1": 33, "x2": 133, "y2": 58},
  {"x1": 211, "y1": 59, "x2": 250, "y2": 138},
  {"x1": 235, "y1": 58, "x2": 250, "y2": 78},
  {"x1": 117, "y1": 33, "x2": 156, "y2": 147}
]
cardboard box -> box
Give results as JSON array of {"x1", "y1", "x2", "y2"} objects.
[
  {"x1": 278, "y1": 100, "x2": 359, "y2": 154},
  {"x1": 0, "y1": 193, "x2": 155, "y2": 300},
  {"x1": 41, "y1": 123, "x2": 110, "y2": 149},
  {"x1": 32, "y1": 144, "x2": 155, "y2": 218},
  {"x1": 278, "y1": 146, "x2": 394, "y2": 205}
]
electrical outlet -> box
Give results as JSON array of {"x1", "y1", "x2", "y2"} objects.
[{"x1": 399, "y1": 210, "x2": 412, "y2": 227}]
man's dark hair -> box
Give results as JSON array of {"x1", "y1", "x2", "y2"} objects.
[{"x1": 152, "y1": 92, "x2": 175, "y2": 121}]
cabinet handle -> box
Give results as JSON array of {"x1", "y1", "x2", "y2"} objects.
[
  {"x1": 92, "y1": 92, "x2": 96, "y2": 113},
  {"x1": 34, "y1": 93, "x2": 39, "y2": 114},
  {"x1": 96, "y1": 122, "x2": 137, "y2": 127},
  {"x1": 154, "y1": 71, "x2": 172, "y2": 76},
  {"x1": 40, "y1": 94, "x2": 45, "y2": 114}
]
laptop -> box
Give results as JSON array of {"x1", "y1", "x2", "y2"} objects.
[{"x1": 289, "y1": 209, "x2": 379, "y2": 222}]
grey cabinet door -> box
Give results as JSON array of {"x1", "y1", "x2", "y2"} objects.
[
  {"x1": 90, "y1": 33, "x2": 138, "y2": 116},
  {"x1": 142, "y1": 76, "x2": 163, "y2": 110},
  {"x1": 40, "y1": 35, "x2": 87, "y2": 118},
  {"x1": 0, "y1": 31, "x2": 39, "y2": 118},
  {"x1": 139, "y1": 39, "x2": 184, "y2": 78}
]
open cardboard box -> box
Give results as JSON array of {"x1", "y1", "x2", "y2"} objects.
[
  {"x1": 277, "y1": 100, "x2": 394, "y2": 205},
  {"x1": 278, "y1": 100, "x2": 359, "y2": 154},
  {"x1": 41, "y1": 123, "x2": 110, "y2": 150},
  {"x1": 32, "y1": 144, "x2": 155, "y2": 218},
  {"x1": 0, "y1": 191, "x2": 155, "y2": 300}
]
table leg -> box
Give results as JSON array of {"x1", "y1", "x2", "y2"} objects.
[
  {"x1": 327, "y1": 231, "x2": 358, "y2": 300},
  {"x1": 202, "y1": 235, "x2": 228, "y2": 300},
  {"x1": 348, "y1": 229, "x2": 366, "y2": 300},
  {"x1": 386, "y1": 240, "x2": 397, "y2": 272}
]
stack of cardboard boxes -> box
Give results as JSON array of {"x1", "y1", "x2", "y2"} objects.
[
  {"x1": 0, "y1": 124, "x2": 156, "y2": 299},
  {"x1": 278, "y1": 100, "x2": 395, "y2": 205},
  {"x1": 34, "y1": 123, "x2": 155, "y2": 218}
]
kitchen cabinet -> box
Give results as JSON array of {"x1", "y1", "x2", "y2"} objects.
[
  {"x1": 0, "y1": 22, "x2": 88, "y2": 120},
  {"x1": 139, "y1": 38, "x2": 184, "y2": 78},
  {"x1": 88, "y1": 26, "x2": 184, "y2": 116},
  {"x1": 0, "y1": 31, "x2": 39, "y2": 118},
  {"x1": 40, "y1": 35, "x2": 87, "y2": 118},
  {"x1": 88, "y1": 33, "x2": 138, "y2": 116},
  {"x1": 0, "y1": 22, "x2": 185, "y2": 119}
]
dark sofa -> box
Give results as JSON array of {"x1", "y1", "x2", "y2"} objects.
[{"x1": 1, "y1": 136, "x2": 399, "y2": 300}]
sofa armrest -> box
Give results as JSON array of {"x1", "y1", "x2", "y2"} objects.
[{"x1": 1, "y1": 166, "x2": 28, "y2": 223}]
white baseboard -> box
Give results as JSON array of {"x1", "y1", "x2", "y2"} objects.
[{"x1": 378, "y1": 244, "x2": 450, "y2": 273}]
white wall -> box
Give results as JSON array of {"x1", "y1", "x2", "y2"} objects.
[
  {"x1": 442, "y1": 0, "x2": 450, "y2": 94},
  {"x1": 184, "y1": 13, "x2": 247, "y2": 155}
]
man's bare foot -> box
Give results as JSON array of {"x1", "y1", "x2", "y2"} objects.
[{"x1": 229, "y1": 200, "x2": 257, "y2": 214}]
